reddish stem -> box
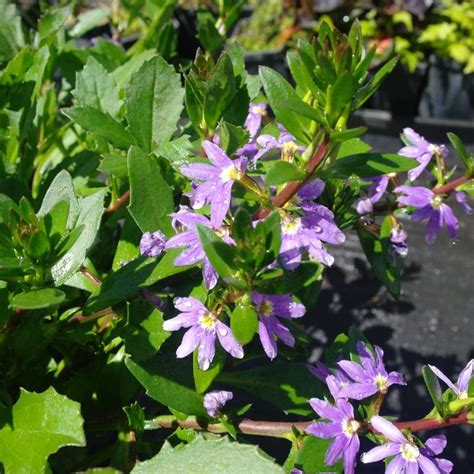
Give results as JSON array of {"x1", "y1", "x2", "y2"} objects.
[
  {"x1": 106, "y1": 190, "x2": 130, "y2": 214},
  {"x1": 154, "y1": 411, "x2": 470, "y2": 439},
  {"x1": 433, "y1": 176, "x2": 470, "y2": 195},
  {"x1": 257, "y1": 134, "x2": 330, "y2": 219}
]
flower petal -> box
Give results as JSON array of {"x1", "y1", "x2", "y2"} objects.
[
  {"x1": 418, "y1": 454, "x2": 441, "y2": 474},
  {"x1": 440, "y1": 203, "x2": 459, "y2": 240},
  {"x1": 173, "y1": 296, "x2": 207, "y2": 313},
  {"x1": 456, "y1": 359, "x2": 473, "y2": 392},
  {"x1": 202, "y1": 258, "x2": 218, "y2": 290},
  {"x1": 180, "y1": 163, "x2": 218, "y2": 180},
  {"x1": 309, "y1": 398, "x2": 345, "y2": 422},
  {"x1": 326, "y1": 435, "x2": 349, "y2": 466},
  {"x1": 337, "y1": 361, "x2": 367, "y2": 382},
  {"x1": 306, "y1": 421, "x2": 341, "y2": 439},
  {"x1": 176, "y1": 326, "x2": 203, "y2": 358},
  {"x1": 162, "y1": 312, "x2": 200, "y2": 331},
  {"x1": 270, "y1": 317, "x2": 295, "y2": 347},
  {"x1": 361, "y1": 442, "x2": 401, "y2": 463},
  {"x1": 386, "y1": 455, "x2": 406, "y2": 474},
  {"x1": 198, "y1": 331, "x2": 216, "y2": 371},
  {"x1": 428, "y1": 365, "x2": 459, "y2": 396},
  {"x1": 210, "y1": 180, "x2": 232, "y2": 228},
  {"x1": 258, "y1": 319, "x2": 278, "y2": 360},
  {"x1": 216, "y1": 322, "x2": 244, "y2": 359},
  {"x1": 423, "y1": 435, "x2": 447, "y2": 456},
  {"x1": 370, "y1": 415, "x2": 407, "y2": 443},
  {"x1": 202, "y1": 140, "x2": 232, "y2": 168},
  {"x1": 338, "y1": 382, "x2": 377, "y2": 400},
  {"x1": 343, "y1": 435, "x2": 360, "y2": 474}
]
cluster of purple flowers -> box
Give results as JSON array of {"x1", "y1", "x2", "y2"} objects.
[
  {"x1": 307, "y1": 344, "x2": 473, "y2": 473},
  {"x1": 162, "y1": 293, "x2": 306, "y2": 370},
  {"x1": 356, "y1": 127, "x2": 472, "y2": 247}
]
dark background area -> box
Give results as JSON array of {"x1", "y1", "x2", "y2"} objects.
[{"x1": 305, "y1": 112, "x2": 474, "y2": 472}]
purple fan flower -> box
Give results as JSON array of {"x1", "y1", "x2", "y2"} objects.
[
  {"x1": 139, "y1": 230, "x2": 167, "y2": 257},
  {"x1": 244, "y1": 102, "x2": 267, "y2": 138},
  {"x1": 279, "y1": 182, "x2": 345, "y2": 269},
  {"x1": 390, "y1": 225, "x2": 409, "y2": 258},
  {"x1": 163, "y1": 297, "x2": 244, "y2": 370},
  {"x1": 165, "y1": 208, "x2": 234, "y2": 290},
  {"x1": 395, "y1": 186, "x2": 459, "y2": 244},
  {"x1": 180, "y1": 141, "x2": 247, "y2": 227},
  {"x1": 252, "y1": 292, "x2": 306, "y2": 360},
  {"x1": 308, "y1": 361, "x2": 351, "y2": 399},
  {"x1": 399, "y1": 128, "x2": 448, "y2": 181},
  {"x1": 203, "y1": 390, "x2": 233, "y2": 417},
  {"x1": 428, "y1": 360, "x2": 473, "y2": 399},
  {"x1": 362, "y1": 416, "x2": 453, "y2": 473},
  {"x1": 455, "y1": 191, "x2": 472, "y2": 214},
  {"x1": 337, "y1": 342, "x2": 405, "y2": 400},
  {"x1": 307, "y1": 375, "x2": 361, "y2": 474},
  {"x1": 356, "y1": 175, "x2": 390, "y2": 215},
  {"x1": 255, "y1": 130, "x2": 304, "y2": 162}
]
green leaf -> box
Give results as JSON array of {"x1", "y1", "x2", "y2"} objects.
[
  {"x1": 196, "y1": 224, "x2": 238, "y2": 279},
  {"x1": 125, "y1": 354, "x2": 206, "y2": 417},
  {"x1": 326, "y1": 153, "x2": 417, "y2": 178},
  {"x1": 447, "y1": 132, "x2": 473, "y2": 172},
  {"x1": 51, "y1": 190, "x2": 106, "y2": 286},
  {"x1": 37, "y1": 170, "x2": 79, "y2": 230},
  {"x1": 354, "y1": 57, "x2": 398, "y2": 109},
  {"x1": 218, "y1": 122, "x2": 249, "y2": 155},
  {"x1": 125, "y1": 55, "x2": 184, "y2": 152},
  {"x1": 330, "y1": 127, "x2": 367, "y2": 143},
  {"x1": 357, "y1": 219, "x2": 401, "y2": 299},
  {"x1": 63, "y1": 106, "x2": 134, "y2": 149},
  {"x1": 123, "y1": 299, "x2": 170, "y2": 362},
  {"x1": 327, "y1": 73, "x2": 355, "y2": 124},
  {"x1": 11, "y1": 288, "x2": 66, "y2": 309},
  {"x1": 259, "y1": 67, "x2": 312, "y2": 145},
  {"x1": 84, "y1": 250, "x2": 191, "y2": 314},
  {"x1": 231, "y1": 304, "x2": 258, "y2": 344},
  {"x1": 123, "y1": 402, "x2": 145, "y2": 434},
  {"x1": 98, "y1": 153, "x2": 128, "y2": 179},
  {"x1": 193, "y1": 347, "x2": 226, "y2": 394},
  {"x1": 422, "y1": 365, "x2": 445, "y2": 417},
  {"x1": 127, "y1": 146, "x2": 174, "y2": 235},
  {"x1": 255, "y1": 262, "x2": 323, "y2": 295},
  {"x1": 296, "y1": 436, "x2": 342, "y2": 473},
  {"x1": 74, "y1": 57, "x2": 121, "y2": 118},
  {"x1": 336, "y1": 138, "x2": 372, "y2": 159},
  {"x1": 217, "y1": 362, "x2": 325, "y2": 415},
  {"x1": 266, "y1": 161, "x2": 305, "y2": 186},
  {"x1": 156, "y1": 136, "x2": 194, "y2": 165},
  {"x1": 69, "y1": 7, "x2": 110, "y2": 38},
  {"x1": 197, "y1": 11, "x2": 224, "y2": 53},
  {"x1": 132, "y1": 436, "x2": 282, "y2": 474},
  {"x1": 0, "y1": 387, "x2": 85, "y2": 473},
  {"x1": 38, "y1": 6, "x2": 70, "y2": 40}
]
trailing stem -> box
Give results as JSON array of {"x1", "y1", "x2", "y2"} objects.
[{"x1": 150, "y1": 411, "x2": 469, "y2": 440}]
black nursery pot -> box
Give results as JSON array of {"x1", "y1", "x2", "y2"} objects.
[
  {"x1": 418, "y1": 55, "x2": 474, "y2": 120},
  {"x1": 365, "y1": 61, "x2": 427, "y2": 117},
  {"x1": 244, "y1": 48, "x2": 290, "y2": 80}
]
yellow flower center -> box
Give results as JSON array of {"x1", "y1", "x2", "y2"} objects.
[
  {"x1": 220, "y1": 165, "x2": 242, "y2": 183},
  {"x1": 401, "y1": 442, "x2": 420, "y2": 462},
  {"x1": 199, "y1": 312, "x2": 217, "y2": 330},
  {"x1": 281, "y1": 216, "x2": 301, "y2": 235},
  {"x1": 342, "y1": 418, "x2": 360, "y2": 437},
  {"x1": 282, "y1": 141, "x2": 299, "y2": 159},
  {"x1": 252, "y1": 105, "x2": 266, "y2": 116},
  {"x1": 259, "y1": 300, "x2": 274, "y2": 317},
  {"x1": 459, "y1": 391, "x2": 468, "y2": 400},
  {"x1": 374, "y1": 374, "x2": 388, "y2": 392},
  {"x1": 431, "y1": 195, "x2": 443, "y2": 209}
]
